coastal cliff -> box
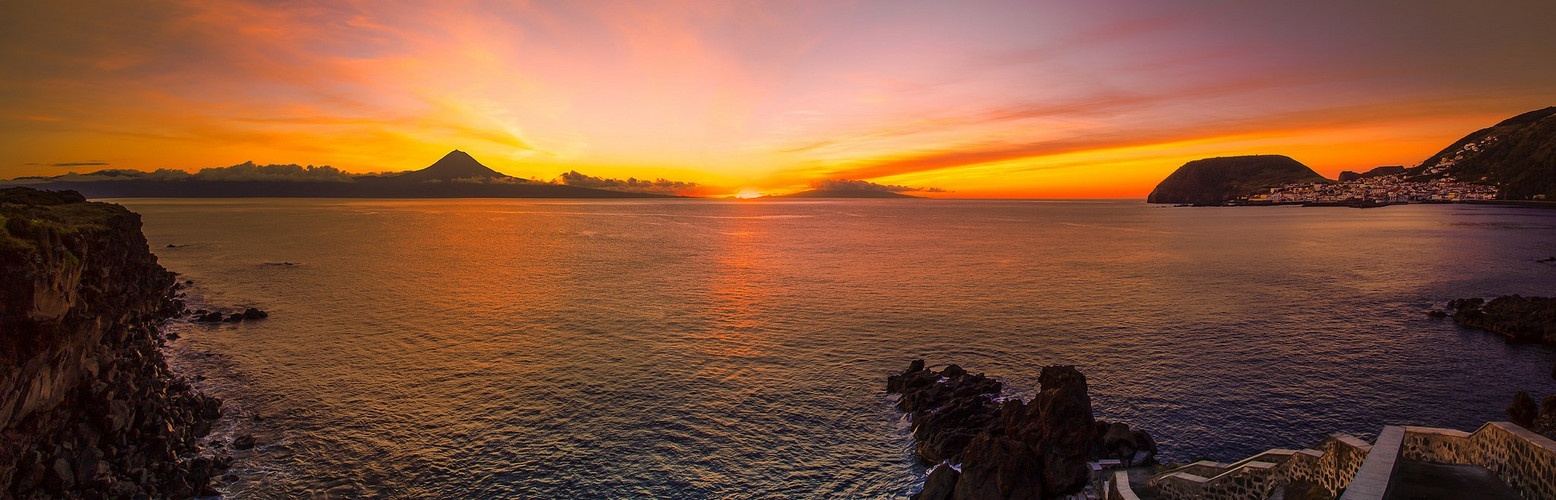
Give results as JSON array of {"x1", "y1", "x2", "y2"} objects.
[
  {"x1": 1146, "y1": 155, "x2": 1328, "y2": 205},
  {"x1": 0, "y1": 188, "x2": 223, "y2": 497}
]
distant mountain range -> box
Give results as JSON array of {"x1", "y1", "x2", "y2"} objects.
[
  {"x1": 1, "y1": 150, "x2": 671, "y2": 199},
  {"x1": 1149, "y1": 106, "x2": 1556, "y2": 204}
]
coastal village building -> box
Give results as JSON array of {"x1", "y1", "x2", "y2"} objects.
[{"x1": 1248, "y1": 175, "x2": 1498, "y2": 204}]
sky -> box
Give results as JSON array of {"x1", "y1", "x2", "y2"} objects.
[{"x1": 2, "y1": 0, "x2": 1554, "y2": 198}]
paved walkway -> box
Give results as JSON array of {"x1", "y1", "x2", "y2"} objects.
[{"x1": 1384, "y1": 460, "x2": 1521, "y2": 500}]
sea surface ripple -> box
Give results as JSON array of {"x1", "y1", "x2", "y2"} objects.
[{"x1": 116, "y1": 199, "x2": 1556, "y2": 498}]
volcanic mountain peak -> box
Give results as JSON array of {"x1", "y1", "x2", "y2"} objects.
[{"x1": 399, "y1": 150, "x2": 509, "y2": 182}]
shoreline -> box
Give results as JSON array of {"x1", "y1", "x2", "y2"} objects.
[{"x1": 1161, "y1": 199, "x2": 1556, "y2": 209}]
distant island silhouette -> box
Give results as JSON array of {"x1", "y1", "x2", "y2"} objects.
[
  {"x1": 763, "y1": 189, "x2": 919, "y2": 199},
  {"x1": 1, "y1": 150, "x2": 672, "y2": 199},
  {"x1": 755, "y1": 178, "x2": 937, "y2": 199}
]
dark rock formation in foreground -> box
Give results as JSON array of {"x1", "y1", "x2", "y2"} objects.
[
  {"x1": 887, "y1": 361, "x2": 1157, "y2": 500},
  {"x1": 1506, "y1": 391, "x2": 1556, "y2": 441},
  {"x1": 1, "y1": 187, "x2": 226, "y2": 497},
  {"x1": 1440, "y1": 295, "x2": 1556, "y2": 345},
  {"x1": 1146, "y1": 155, "x2": 1329, "y2": 205}
]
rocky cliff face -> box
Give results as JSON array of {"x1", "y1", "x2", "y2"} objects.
[
  {"x1": 0, "y1": 187, "x2": 223, "y2": 497},
  {"x1": 1146, "y1": 155, "x2": 1330, "y2": 205}
]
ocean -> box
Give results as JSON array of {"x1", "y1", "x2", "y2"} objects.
[{"x1": 115, "y1": 198, "x2": 1556, "y2": 498}]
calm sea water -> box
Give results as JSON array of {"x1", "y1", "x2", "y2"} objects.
[{"x1": 114, "y1": 199, "x2": 1556, "y2": 498}]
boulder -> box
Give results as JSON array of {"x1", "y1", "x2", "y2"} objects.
[
  {"x1": 913, "y1": 464, "x2": 961, "y2": 500},
  {"x1": 1509, "y1": 391, "x2": 1539, "y2": 428},
  {"x1": 1032, "y1": 366, "x2": 1096, "y2": 497},
  {"x1": 232, "y1": 434, "x2": 257, "y2": 450},
  {"x1": 242, "y1": 307, "x2": 268, "y2": 320}
]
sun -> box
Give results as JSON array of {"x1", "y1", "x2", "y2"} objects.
[{"x1": 734, "y1": 189, "x2": 763, "y2": 199}]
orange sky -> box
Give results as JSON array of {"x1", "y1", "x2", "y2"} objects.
[{"x1": 2, "y1": 1, "x2": 1554, "y2": 197}]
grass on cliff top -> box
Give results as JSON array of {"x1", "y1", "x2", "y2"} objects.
[{"x1": 0, "y1": 188, "x2": 126, "y2": 251}]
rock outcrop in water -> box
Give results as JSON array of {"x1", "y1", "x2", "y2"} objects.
[
  {"x1": 1441, "y1": 295, "x2": 1556, "y2": 345},
  {"x1": 887, "y1": 360, "x2": 1157, "y2": 500},
  {"x1": 0, "y1": 187, "x2": 226, "y2": 497}
]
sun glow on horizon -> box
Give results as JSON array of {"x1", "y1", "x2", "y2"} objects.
[{"x1": 2, "y1": 1, "x2": 1553, "y2": 198}]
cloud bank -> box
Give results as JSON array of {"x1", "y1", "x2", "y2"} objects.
[
  {"x1": 20, "y1": 162, "x2": 359, "y2": 183},
  {"x1": 553, "y1": 171, "x2": 702, "y2": 196}
]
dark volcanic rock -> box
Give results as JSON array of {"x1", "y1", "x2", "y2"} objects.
[
  {"x1": 888, "y1": 360, "x2": 1003, "y2": 464},
  {"x1": 0, "y1": 188, "x2": 223, "y2": 498},
  {"x1": 1027, "y1": 366, "x2": 1097, "y2": 496},
  {"x1": 888, "y1": 361, "x2": 1155, "y2": 499},
  {"x1": 242, "y1": 307, "x2": 268, "y2": 320},
  {"x1": 1146, "y1": 155, "x2": 1329, "y2": 205},
  {"x1": 954, "y1": 433, "x2": 1045, "y2": 500},
  {"x1": 1445, "y1": 295, "x2": 1556, "y2": 345},
  {"x1": 915, "y1": 464, "x2": 961, "y2": 500},
  {"x1": 1506, "y1": 391, "x2": 1556, "y2": 441},
  {"x1": 1509, "y1": 392, "x2": 1538, "y2": 428}
]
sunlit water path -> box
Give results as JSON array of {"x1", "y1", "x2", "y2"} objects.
[{"x1": 114, "y1": 199, "x2": 1556, "y2": 498}]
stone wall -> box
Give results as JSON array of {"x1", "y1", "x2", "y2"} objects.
[
  {"x1": 1277, "y1": 434, "x2": 1371, "y2": 497},
  {"x1": 1400, "y1": 422, "x2": 1556, "y2": 500},
  {"x1": 1149, "y1": 422, "x2": 1556, "y2": 500},
  {"x1": 1147, "y1": 434, "x2": 1371, "y2": 500}
]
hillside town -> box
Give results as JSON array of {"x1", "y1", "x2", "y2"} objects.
[
  {"x1": 1240, "y1": 133, "x2": 1505, "y2": 204},
  {"x1": 1247, "y1": 175, "x2": 1500, "y2": 204}
]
